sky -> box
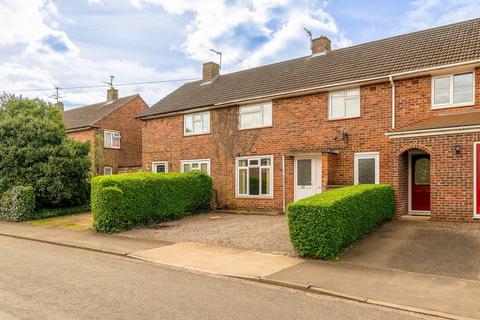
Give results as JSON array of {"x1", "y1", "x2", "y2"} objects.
[{"x1": 0, "y1": 0, "x2": 479, "y2": 109}]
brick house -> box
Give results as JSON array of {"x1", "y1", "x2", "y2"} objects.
[
  {"x1": 64, "y1": 88, "x2": 148, "y2": 175},
  {"x1": 138, "y1": 19, "x2": 480, "y2": 221}
]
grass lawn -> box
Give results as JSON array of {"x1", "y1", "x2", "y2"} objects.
[{"x1": 28, "y1": 212, "x2": 93, "y2": 231}]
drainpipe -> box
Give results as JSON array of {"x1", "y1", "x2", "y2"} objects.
[
  {"x1": 282, "y1": 155, "x2": 286, "y2": 213},
  {"x1": 389, "y1": 75, "x2": 396, "y2": 129}
]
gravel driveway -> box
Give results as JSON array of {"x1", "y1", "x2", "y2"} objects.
[{"x1": 119, "y1": 213, "x2": 296, "y2": 256}]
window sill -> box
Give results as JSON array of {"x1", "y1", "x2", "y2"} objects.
[
  {"x1": 235, "y1": 195, "x2": 274, "y2": 200},
  {"x1": 104, "y1": 146, "x2": 121, "y2": 149},
  {"x1": 238, "y1": 125, "x2": 273, "y2": 131},
  {"x1": 431, "y1": 101, "x2": 475, "y2": 110},
  {"x1": 183, "y1": 132, "x2": 211, "y2": 137},
  {"x1": 328, "y1": 116, "x2": 361, "y2": 121}
]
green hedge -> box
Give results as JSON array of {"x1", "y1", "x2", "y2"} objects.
[
  {"x1": 91, "y1": 172, "x2": 212, "y2": 232},
  {"x1": 0, "y1": 186, "x2": 35, "y2": 222},
  {"x1": 287, "y1": 184, "x2": 395, "y2": 259}
]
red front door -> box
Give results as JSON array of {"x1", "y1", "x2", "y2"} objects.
[
  {"x1": 411, "y1": 154, "x2": 430, "y2": 211},
  {"x1": 476, "y1": 144, "x2": 480, "y2": 215}
]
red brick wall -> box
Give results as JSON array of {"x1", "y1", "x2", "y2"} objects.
[
  {"x1": 142, "y1": 68, "x2": 480, "y2": 219},
  {"x1": 67, "y1": 128, "x2": 95, "y2": 145},
  {"x1": 95, "y1": 96, "x2": 148, "y2": 173}
]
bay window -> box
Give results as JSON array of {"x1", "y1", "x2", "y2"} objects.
[{"x1": 236, "y1": 156, "x2": 273, "y2": 197}]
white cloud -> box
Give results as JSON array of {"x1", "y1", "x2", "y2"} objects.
[
  {"x1": 400, "y1": 0, "x2": 480, "y2": 32},
  {"x1": 131, "y1": 0, "x2": 351, "y2": 70}
]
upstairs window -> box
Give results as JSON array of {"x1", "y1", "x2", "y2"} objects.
[
  {"x1": 184, "y1": 112, "x2": 210, "y2": 136},
  {"x1": 239, "y1": 102, "x2": 272, "y2": 130},
  {"x1": 432, "y1": 72, "x2": 474, "y2": 108},
  {"x1": 104, "y1": 130, "x2": 121, "y2": 148},
  {"x1": 329, "y1": 89, "x2": 360, "y2": 119}
]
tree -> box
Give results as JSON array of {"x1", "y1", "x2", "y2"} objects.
[{"x1": 0, "y1": 95, "x2": 91, "y2": 208}]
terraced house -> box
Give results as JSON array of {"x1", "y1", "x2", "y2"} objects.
[
  {"x1": 64, "y1": 88, "x2": 148, "y2": 175},
  {"x1": 138, "y1": 19, "x2": 480, "y2": 221}
]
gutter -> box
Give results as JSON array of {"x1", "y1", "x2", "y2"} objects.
[
  {"x1": 282, "y1": 155, "x2": 286, "y2": 213},
  {"x1": 66, "y1": 125, "x2": 98, "y2": 133},
  {"x1": 138, "y1": 59, "x2": 480, "y2": 120}
]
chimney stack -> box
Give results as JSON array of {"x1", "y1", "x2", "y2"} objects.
[
  {"x1": 202, "y1": 61, "x2": 220, "y2": 83},
  {"x1": 311, "y1": 36, "x2": 331, "y2": 55},
  {"x1": 107, "y1": 87, "x2": 118, "y2": 102}
]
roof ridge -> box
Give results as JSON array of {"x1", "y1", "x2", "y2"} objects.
[{"x1": 66, "y1": 93, "x2": 139, "y2": 112}]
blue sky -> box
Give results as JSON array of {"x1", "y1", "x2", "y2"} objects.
[{"x1": 0, "y1": 0, "x2": 479, "y2": 109}]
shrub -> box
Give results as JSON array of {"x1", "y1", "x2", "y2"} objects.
[
  {"x1": 0, "y1": 95, "x2": 91, "y2": 209},
  {"x1": 0, "y1": 186, "x2": 35, "y2": 221},
  {"x1": 287, "y1": 184, "x2": 395, "y2": 259},
  {"x1": 91, "y1": 171, "x2": 212, "y2": 232}
]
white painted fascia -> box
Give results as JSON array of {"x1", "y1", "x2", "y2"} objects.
[{"x1": 386, "y1": 125, "x2": 480, "y2": 139}]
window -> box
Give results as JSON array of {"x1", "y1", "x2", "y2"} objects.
[
  {"x1": 103, "y1": 166, "x2": 113, "y2": 175},
  {"x1": 354, "y1": 152, "x2": 380, "y2": 184},
  {"x1": 432, "y1": 72, "x2": 474, "y2": 108},
  {"x1": 152, "y1": 161, "x2": 168, "y2": 173},
  {"x1": 180, "y1": 159, "x2": 210, "y2": 175},
  {"x1": 236, "y1": 156, "x2": 273, "y2": 197},
  {"x1": 239, "y1": 102, "x2": 272, "y2": 130},
  {"x1": 104, "y1": 130, "x2": 121, "y2": 148},
  {"x1": 184, "y1": 112, "x2": 210, "y2": 135},
  {"x1": 329, "y1": 89, "x2": 360, "y2": 119}
]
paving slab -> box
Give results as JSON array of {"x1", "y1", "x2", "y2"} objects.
[
  {"x1": 0, "y1": 222, "x2": 168, "y2": 255},
  {"x1": 267, "y1": 260, "x2": 480, "y2": 319},
  {"x1": 129, "y1": 242, "x2": 303, "y2": 277}
]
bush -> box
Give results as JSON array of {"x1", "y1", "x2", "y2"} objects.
[
  {"x1": 0, "y1": 95, "x2": 91, "y2": 209},
  {"x1": 91, "y1": 171, "x2": 212, "y2": 232},
  {"x1": 0, "y1": 186, "x2": 35, "y2": 221},
  {"x1": 287, "y1": 184, "x2": 395, "y2": 259}
]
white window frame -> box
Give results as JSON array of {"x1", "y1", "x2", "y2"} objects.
[
  {"x1": 238, "y1": 102, "x2": 272, "y2": 130},
  {"x1": 474, "y1": 142, "x2": 480, "y2": 219},
  {"x1": 104, "y1": 130, "x2": 121, "y2": 149},
  {"x1": 180, "y1": 159, "x2": 211, "y2": 175},
  {"x1": 235, "y1": 155, "x2": 274, "y2": 199},
  {"x1": 152, "y1": 161, "x2": 168, "y2": 173},
  {"x1": 328, "y1": 88, "x2": 361, "y2": 120},
  {"x1": 431, "y1": 72, "x2": 475, "y2": 109},
  {"x1": 184, "y1": 111, "x2": 210, "y2": 136},
  {"x1": 354, "y1": 152, "x2": 380, "y2": 185},
  {"x1": 103, "y1": 166, "x2": 113, "y2": 175}
]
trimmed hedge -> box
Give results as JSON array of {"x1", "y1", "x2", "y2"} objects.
[
  {"x1": 91, "y1": 171, "x2": 212, "y2": 232},
  {"x1": 0, "y1": 186, "x2": 35, "y2": 222},
  {"x1": 287, "y1": 184, "x2": 395, "y2": 259}
]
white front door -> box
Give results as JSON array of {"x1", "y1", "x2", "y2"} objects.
[{"x1": 294, "y1": 156, "x2": 322, "y2": 201}]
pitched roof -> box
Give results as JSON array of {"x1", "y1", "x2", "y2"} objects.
[
  {"x1": 64, "y1": 94, "x2": 139, "y2": 130},
  {"x1": 390, "y1": 110, "x2": 480, "y2": 133},
  {"x1": 139, "y1": 18, "x2": 480, "y2": 119}
]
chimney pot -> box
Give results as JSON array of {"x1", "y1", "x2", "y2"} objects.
[
  {"x1": 202, "y1": 62, "x2": 220, "y2": 83},
  {"x1": 107, "y1": 87, "x2": 118, "y2": 102},
  {"x1": 311, "y1": 36, "x2": 331, "y2": 55}
]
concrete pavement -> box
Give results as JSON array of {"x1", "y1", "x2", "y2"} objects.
[
  {"x1": 0, "y1": 221, "x2": 479, "y2": 319},
  {"x1": 0, "y1": 236, "x2": 433, "y2": 320}
]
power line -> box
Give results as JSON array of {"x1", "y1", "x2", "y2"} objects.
[{"x1": 1, "y1": 77, "x2": 200, "y2": 93}]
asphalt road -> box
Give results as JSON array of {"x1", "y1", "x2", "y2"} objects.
[{"x1": 0, "y1": 236, "x2": 434, "y2": 320}]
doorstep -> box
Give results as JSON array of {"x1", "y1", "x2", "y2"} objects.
[{"x1": 215, "y1": 209, "x2": 283, "y2": 216}]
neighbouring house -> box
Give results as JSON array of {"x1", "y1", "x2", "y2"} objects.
[
  {"x1": 64, "y1": 87, "x2": 148, "y2": 175},
  {"x1": 138, "y1": 18, "x2": 480, "y2": 222}
]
